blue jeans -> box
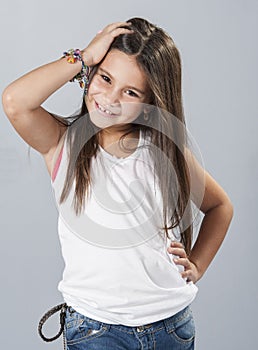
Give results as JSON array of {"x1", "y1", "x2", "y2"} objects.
[{"x1": 64, "y1": 304, "x2": 195, "y2": 349}]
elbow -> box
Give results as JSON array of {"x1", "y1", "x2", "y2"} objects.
[
  {"x1": 208, "y1": 194, "x2": 234, "y2": 222},
  {"x1": 224, "y1": 192, "x2": 234, "y2": 216},
  {"x1": 222, "y1": 196, "x2": 234, "y2": 224},
  {"x1": 226, "y1": 199, "x2": 234, "y2": 218},
  {"x1": 229, "y1": 200, "x2": 234, "y2": 219},
  {"x1": 2, "y1": 85, "x2": 24, "y2": 121},
  {"x1": 2, "y1": 86, "x2": 20, "y2": 120}
]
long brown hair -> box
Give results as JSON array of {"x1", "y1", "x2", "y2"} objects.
[{"x1": 41, "y1": 18, "x2": 199, "y2": 256}]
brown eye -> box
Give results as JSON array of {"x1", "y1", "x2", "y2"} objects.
[
  {"x1": 126, "y1": 90, "x2": 139, "y2": 98},
  {"x1": 101, "y1": 75, "x2": 111, "y2": 83}
]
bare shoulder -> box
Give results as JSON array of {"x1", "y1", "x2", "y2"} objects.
[{"x1": 2, "y1": 87, "x2": 70, "y2": 178}]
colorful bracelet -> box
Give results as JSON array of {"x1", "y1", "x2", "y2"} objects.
[{"x1": 62, "y1": 49, "x2": 91, "y2": 94}]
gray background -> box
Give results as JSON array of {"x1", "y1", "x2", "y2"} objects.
[{"x1": 1, "y1": 0, "x2": 257, "y2": 349}]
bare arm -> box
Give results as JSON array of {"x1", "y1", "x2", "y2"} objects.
[
  {"x1": 188, "y1": 169, "x2": 234, "y2": 280},
  {"x1": 168, "y1": 148, "x2": 234, "y2": 283},
  {"x1": 1, "y1": 56, "x2": 83, "y2": 156},
  {"x1": 2, "y1": 22, "x2": 133, "y2": 174}
]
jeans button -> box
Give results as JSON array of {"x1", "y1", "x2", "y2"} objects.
[{"x1": 136, "y1": 326, "x2": 144, "y2": 332}]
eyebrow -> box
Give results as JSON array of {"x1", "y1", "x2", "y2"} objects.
[{"x1": 98, "y1": 67, "x2": 146, "y2": 95}]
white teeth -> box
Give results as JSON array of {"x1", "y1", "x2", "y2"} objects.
[{"x1": 98, "y1": 103, "x2": 113, "y2": 115}]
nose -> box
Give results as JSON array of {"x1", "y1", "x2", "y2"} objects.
[{"x1": 102, "y1": 87, "x2": 120, "y2": 108}]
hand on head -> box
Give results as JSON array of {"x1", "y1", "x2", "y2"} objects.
[{"x1": 82, "y1": 22, "x2": 134, "y2": 67}]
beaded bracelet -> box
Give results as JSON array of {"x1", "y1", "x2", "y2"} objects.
[{"x1": 62, "y1": 49, "x2": 91, "y2": 95}]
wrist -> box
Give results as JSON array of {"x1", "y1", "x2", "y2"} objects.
[
  {"x1": 81, "y1": 49, "x2": 93, "y2": 67},
  {"x1": 62, "y1": 49, "x2": 91, "y2": 91},
  {"x1": 190, "y1": 259, "x2": 204, "y2": 282}
]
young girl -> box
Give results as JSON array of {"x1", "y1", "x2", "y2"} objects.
[{"x1": 2, "y1": 17, "x2": 233, "y2": 350}]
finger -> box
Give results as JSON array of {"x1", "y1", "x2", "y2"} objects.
[
  {"x1": 181, "y1": 270, "x2": 192, "y2": 282},
  {"x1": 108, "y1": 21, "x2": 132, "y2": 27},
  {"x1": 173, "y1": 257, "x2": 191, "y2": 269},
  {"x1": 104, "y1": 21, "x2": 132, "y2": 31},
  {"x1": 168, "y1": 247, "x2": 187, "y2": 258},
  {"x1": 167, "y1": 241, "x2": 186, "y2": 255},
  {"x1": 110, "y1": 27, "x2": 134, "y2": 38},
  {"x1": 169, "y1": 241, "x2": 184, "y2": 249}
]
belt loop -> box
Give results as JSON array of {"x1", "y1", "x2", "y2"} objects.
[{"x1": 163, "y1": 315, "x2": 175, "y2": 334}]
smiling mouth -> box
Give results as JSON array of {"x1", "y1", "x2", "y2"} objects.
[{"x1": 95, "y1": 101, "x2": 119, "y2": 117}]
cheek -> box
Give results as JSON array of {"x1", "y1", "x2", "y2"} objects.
[
  {"x1": 88, "y1": 82, "x2": 98, "y2": 96},
  {"x1": 88, "y1": 76, "x2": 106, "y2": 95},
  {"x1": 121, "y1": 103, "x2": 144, "y2": 120}
]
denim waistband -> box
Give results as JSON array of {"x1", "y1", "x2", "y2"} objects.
[{"x1": 66, "y1": 304, "x2": 192, "y2": 335}]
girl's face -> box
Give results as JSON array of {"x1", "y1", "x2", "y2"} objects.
[{"x1": 85, "y1": 49, "x2": 151, "y2": 131}]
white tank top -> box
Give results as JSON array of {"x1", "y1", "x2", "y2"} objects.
[{"x1": 50, "y1": 129, "x2": 198, "y2": 326}]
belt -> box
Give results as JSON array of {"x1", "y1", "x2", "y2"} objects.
[{"x1": 38, "y1": 303, "x2": 68, "y2": 350}]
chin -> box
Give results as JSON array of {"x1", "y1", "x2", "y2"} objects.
[{"x1": 88, "y1": 111, "x2": 116, "y2": 130}]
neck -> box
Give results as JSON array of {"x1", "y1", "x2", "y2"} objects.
[
  {"x1": 98, "y1": 127, "x2": 140, "y2": 150},
  {"x1": 98, "y1": 124, "x2": 139, "y2": 144}
]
